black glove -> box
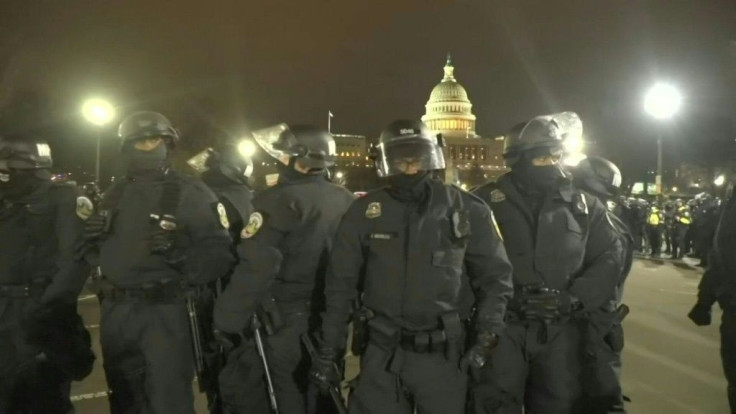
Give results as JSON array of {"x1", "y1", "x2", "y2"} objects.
[
  {"x1": 308, "y1": 346, "x2": 340, "y2": 392},
  {"x1": 25, "y1": 300, "x2": 95, "y2": 381},
  {"x1": 150, "y1": 232, "x2": 186, "y2": 268},
  {"x1": 460, "y1": 331, "x2": 499, "y2": 379},
  {"x1": 688, "y1": 302, "x2": 712, "y2": 326}
]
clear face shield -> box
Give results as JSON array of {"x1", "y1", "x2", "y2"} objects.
[
  {"x1": 375, "y1": 136, "x2": 445, "y2": 177},
  {"x1": 251, "y1": 123, "x2": 291, "y2": 163},
  {"x1": 187, "y1": 147, "x2": 254, "y2": 178}
]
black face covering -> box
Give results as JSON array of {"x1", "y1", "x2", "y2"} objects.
[
  {"x1": 124, "y1": 144, "x2": 168, "y2": 177},
  {"x1": 513, "y1": 160, "x2": 564, "y2": 194},
  {"x1": 387, "y1": 171, "x2": 431, "y2": 202},
  {"x1": 0, "y1": 169, "x2": 49, "y2": 200}
]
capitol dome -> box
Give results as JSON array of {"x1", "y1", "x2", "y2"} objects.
[{"x1": 421, "y1": 55, "x2": 477, "y2": 138}]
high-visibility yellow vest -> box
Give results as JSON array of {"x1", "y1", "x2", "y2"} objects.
[
  {"x1": 648, "y1": 208, "x2": 661, "y2": 225},
  {"x1": 677, "y1": 206, "x2": 691, "y2": 225}
]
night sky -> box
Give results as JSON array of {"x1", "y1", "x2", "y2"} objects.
[{"x1": 0, "y1": 0, "x2": 735, "y2": 182}]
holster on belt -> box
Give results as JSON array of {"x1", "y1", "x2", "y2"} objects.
[
  {"x1": 440, "y1": 313, "x2": 463, "y2": 361},
  {"x1": 351, "y1": 305, "x2": 374, "y2": 356},
  {"x1": 256, "y1": 297, "x2": 285, "y2": 336}
]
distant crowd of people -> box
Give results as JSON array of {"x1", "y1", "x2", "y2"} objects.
[{"x1": 614, "y1": 193, "x2": 722, "y2": 265}]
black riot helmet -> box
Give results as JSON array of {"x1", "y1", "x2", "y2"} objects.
[
  {"x1": 0, "y1": 135, "x2": 53, "y2": 171},
  {"x1": 572, "y1": 156, "x2": 622, "y2": 200},
  {"x1": 372, "y1": 119, "x2": 445, "y2": 177},
  {"x1": 117, "y1": 111, "x2": 180, "y2": 150},
  {"x1": 270, "y1": 125, "x2": 335, "y2": 170},
  {"x1": 204, "y1": 141, "x2": 254, "y2": 183},
  {"x1": 503, "y1": 112, "x2": 581, "y2": 166}
]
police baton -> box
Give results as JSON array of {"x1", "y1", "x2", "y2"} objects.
[{"x1": 252, "y1": 314, "x2": 279, "y2": 414}]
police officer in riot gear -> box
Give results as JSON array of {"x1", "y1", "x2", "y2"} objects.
[
  {"x1": 214, "y1": 124, "x2": 355, "y2": 414},
  {"x1": 192, "y1": 142, "x2": 266, "y2": 413},
  {"x1": 84, "y1": 111, "x2": 234, "y2": 413},
  {"x1": 689, "y1": 182, "x2": 736, "y2": 411},
  {"x1": 472, "y1": 113, "x2": 623, "y2": 414},
  {"x1": 0, "y1": 135, "x2": 94, "y2": 413},
  {"x1": 313, "y1": 119, "x2": 513, "y2": 414},
  {"x1": 571, "y1": 156, "x2": 632, "y2": 413},
  {"x1": 198, "y1": 141, "x2": 255, "y2": 240}
]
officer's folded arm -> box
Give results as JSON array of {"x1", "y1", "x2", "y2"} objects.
[{"x1": 569, "y1": 199, "x2": 624, "y2": 311}]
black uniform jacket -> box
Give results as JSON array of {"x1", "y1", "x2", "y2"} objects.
[{"x1": 321, "y1": 178, "x2": 513, "y2": 349}]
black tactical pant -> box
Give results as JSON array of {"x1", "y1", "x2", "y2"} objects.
[
  {"x1": 350, "y1": 343, "x2": 468, "y2": 414},
  {"x1": 580, "y1": 312, "x2": 626, "y2": 414},
  {"x1": 263, "y1": 312, "x2": 311, "y2": 414},
  {"x1": 646, "y1": 225, "x2": 662, "y2": 255},
  {"x1": 721, "y1": 307, "x2": 736, "y2": 413},
  {"x1": 100, "y1": 299, "x2": 195, "y2": 414},
  {"x1": 218, "y1": 337, "x2": 270, "y2": 414},
  {"x1": 671, "y1": 224, "x2": 689, "y2": 259},
  {"x1": 0, "y1": 299, "x2": 73, "y2": 414},
  {"x1": 470, "y1": 320, "x2": 581, "y2": 414}
]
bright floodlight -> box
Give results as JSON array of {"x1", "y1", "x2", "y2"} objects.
[
  {"x1": 335, "y1": 171, "x2": 344, "y2": 179},
  {"x1": 643, "y1": 83, "x2": 682, "y2": 120},
  {"x1": 238, "y1": 140, "x2": 256, "y2": 158},
  {"x1": 714, "y1": 175, "x2": 726, "y2": 187},
  {"x1": 82, "y1": 98, "x2": 115, "y2": 126}
]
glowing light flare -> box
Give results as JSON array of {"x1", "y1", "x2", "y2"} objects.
[
  {"x1": 335, "y1": 171, "x2": 344, "y2": 179},
  {"x1": 238, "y1": 140, "x2": 256, "y2": 158},
  {"x1": 643, "y1": 83, "x2": 682, "y2": 120},
  {"x1": 672, "y1": 186, "x2": 678, "y2": 192},
  {"x1": 82, "y1": 98, "x2": 115, "y2": 126},
  {"x1": 563, "y1": 152, "x2": 587, "y2": 167},
  {"x1": 714, "y1": 175, "x2": 726, "y2": 187}
]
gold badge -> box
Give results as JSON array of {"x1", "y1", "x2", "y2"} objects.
[
  {"x1": 365, "y1": 202, "x2": 381, "y2": 219},
  {"x1": 217, "y1": 203, "x2": 230, "y2": 229},
  {"x1": 241, "y1": 212, "x2": 264, "y2": 239},
  {"x1": 75, "y1": 196, "x2": 94, "y2": 220},
  {"x1": 490, "y1": 189, "x2": 506, "y2": 203}
]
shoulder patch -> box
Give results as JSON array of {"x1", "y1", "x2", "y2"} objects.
[
  {"x1": 241, "y1": 212, "x2": 264, "y2": 239},
  {"x1": 76, "y1": 196, "x2": 94, "y2": 220},
  {"x1": 216, "y1": 202, "x2": 229, "y2": 229},
  {"x1": 489, "y1": 189, "x2": 506, "y2": 203},
  {"x1": 365, "y1": 202, "x2": 382, "y2": 219}
]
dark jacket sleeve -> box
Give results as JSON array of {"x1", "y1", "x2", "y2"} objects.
[
  {"x1": 464, "y1": 199, "x2": 514, "y2": 336},
  {"x1": 213, "y1": 195, "x2": 296, "y2": 333},
  {"x1": 321, "y1": 203, "x2": 364, "y2": 349},
  {"x1": 180, "y1": 181, "x2": 235, "y2": 286},
  {"x1": 42, "y1": 186, "x2": 91, "y2": 304},
  {"x1": 569, "y1": 196, "x2": 624, "y2": 310}
]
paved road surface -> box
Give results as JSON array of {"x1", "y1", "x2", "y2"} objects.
[{"x1": 71, "y1": 258, "x2": 730, "y2": 413}]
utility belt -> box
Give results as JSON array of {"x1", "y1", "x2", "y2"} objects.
[
  {"x1": 255, "y1": 297, "x2": 311, "y2": 336},
  {"x1": 0, "y1": 278, "x2": 51, "y2": 299},
  {"x1": 96, "y1": 278, "x2": 187, "y2": 302},
  {"x1": 362, "y1": 312, "x2": 464, "y2": 357}
]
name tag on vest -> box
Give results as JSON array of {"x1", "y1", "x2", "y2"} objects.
[{"x1": 369, "y1": 232, "x2": 397, "y2": 240}]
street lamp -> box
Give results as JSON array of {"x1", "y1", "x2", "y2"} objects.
[
  {"x1": 82, "y1": 98, "x2": 116, "y2": 184},
  {"x1": 643, "y1": 83, "x2": 682, "y2": 194},
  {"x1": 238, "y1": 140, "x2": 257, "y2": 158}
]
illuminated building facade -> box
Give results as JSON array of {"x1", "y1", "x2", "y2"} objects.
[{"x1": 421, "y1": 55, "x2": 506, "y2": 188}]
